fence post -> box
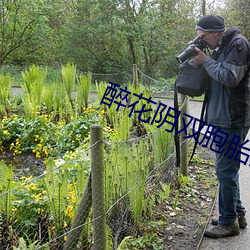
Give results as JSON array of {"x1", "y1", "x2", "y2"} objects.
[
  {"x1": 180, "y1": 94, "x2": 188, "y2": 176},
  {"x1": 133, "y1": 64, "x2": 138, "y2": 86},
  {"x1": 91, "y1": 124, "x2": 106, "y2": 250}
]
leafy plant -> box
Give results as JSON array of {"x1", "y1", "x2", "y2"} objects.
[
  {"x1": 12, "y1": 176, "x2": 48, "y2": 241},
  {"x1": 158, "y1": 182, "x2": 171, "y2": 203},
  {"x1": 13, "y1": 236, "x2": 43, "y2": 250},
  {"x1": 117, "y1": 233, "x2": 163, "y2": 250}
]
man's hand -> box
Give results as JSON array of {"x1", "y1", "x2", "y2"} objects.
[{"x1": 192, "y1": 47, "x2": 207, "y2": 64}]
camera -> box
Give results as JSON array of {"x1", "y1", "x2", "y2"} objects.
[{"x1": 176, "y1": 36, "x2": 208, "y2": 63}]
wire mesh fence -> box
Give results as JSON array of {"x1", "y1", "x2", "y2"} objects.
[
  {"x1": 3, "y1": 64, "x2": 175, "y2": 99},
  {"x1": 0, "y1": 119, "x2": 193, "y2": 249}
]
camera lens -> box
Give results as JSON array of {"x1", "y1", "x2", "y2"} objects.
[{"x1": 176, "y1": 44, "x2": 198, "y2": 63}]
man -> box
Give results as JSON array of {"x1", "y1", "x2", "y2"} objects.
[{"x1": 192, "y1": 15, "x2": 250, "y2": 238}]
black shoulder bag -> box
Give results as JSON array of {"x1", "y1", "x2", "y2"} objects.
[
  {"x1": 175, "y1": 58, "x2": 208, "y2": 97},
  {"x1": 174, "y1": 58, "x2": 210, "y2": 168}
]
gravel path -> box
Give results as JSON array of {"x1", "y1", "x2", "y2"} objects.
[{"x1": 12, "y1": 87, "x2": 203, "y2": 119}]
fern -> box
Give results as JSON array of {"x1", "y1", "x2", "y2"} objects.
[
  {"x1": 0, "y1": 160, "x2": 14, "y2": 221},
  {"x1": 43, "y1": 159, "x2": 68, "y2": 228},
  {"x1": 60, "y1": 62, "x2": 76, "y2": 101},
  {"x1": 76, "y1": 71, "x2": 92, "y2": 110},
  {"x1": 0, "y1": 73, "x2": 12, "y2": 115},
  {"x1": 21, "y1": 65, "x2": 47, "y2": 118}
]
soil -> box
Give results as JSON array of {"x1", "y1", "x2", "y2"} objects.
[
  {"x1": 158, "y1": 143, "x2": 217, "y2": 250},
  {"x1": 0, "y1": 152, "x2": 45, "y2": 180}
]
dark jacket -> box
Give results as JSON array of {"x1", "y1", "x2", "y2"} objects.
[{"x1": 203, "y1": 26, "x2": 250, "y2": 128}]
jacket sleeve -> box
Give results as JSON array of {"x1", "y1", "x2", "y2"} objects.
[{"x1": 203, "y1": 37, "x2": 250, "y2": 87}]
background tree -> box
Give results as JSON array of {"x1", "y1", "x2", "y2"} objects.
[
  {"x1": 0, "y1": 0, "x2": 49, "y2": 65},
  {"x1": 0, "y1": 0, "x2": 237, "y2": 80},
  {"x1": 219, "y1": 0, "x2": 250, "y2": 39}
]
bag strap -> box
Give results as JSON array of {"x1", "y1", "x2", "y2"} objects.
[
  {"x1": 174, "y1": 79, "x2": 181, "y2": 168},
  {"x1": 188, "y1": 90, "x2": 208, "y2": 164}
]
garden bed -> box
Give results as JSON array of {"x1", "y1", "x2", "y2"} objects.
[
  {"x1": 0, "y1": 138, "x2": 217, "y2": 250},
  {"x1": 115, "y1": 143, "x2": 217, "y2": 250}
]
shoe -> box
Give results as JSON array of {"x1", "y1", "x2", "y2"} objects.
[
  {"x1": 211, "y1": 214, "x2": 247, "y2": 229},
  {"x1": 204, "y1": 222, "x2": 240, "y2": 238}
]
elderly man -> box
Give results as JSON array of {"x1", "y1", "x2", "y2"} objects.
[{"x1": 192, "y1": 15, "x2": 250, "y2": 238}]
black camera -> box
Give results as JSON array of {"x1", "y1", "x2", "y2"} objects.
[{"x1": 176, "y1": 36, "x2": 208, "y2": 63}]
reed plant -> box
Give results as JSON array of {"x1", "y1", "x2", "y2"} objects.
[
  {"x1": 126, "y1": 138, "x2": 151, "y2": 224},
  {"x1": 111, "y1": 109, "x2": 132, "y2": 141}
]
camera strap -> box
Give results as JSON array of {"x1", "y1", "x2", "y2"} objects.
[{"x1": 174, "y1": 84, "x2": 208, "y2": 168}]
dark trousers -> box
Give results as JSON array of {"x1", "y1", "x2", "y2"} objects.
[{"x1": 214, "y1": 126, "x2": 249, "y2": 225}]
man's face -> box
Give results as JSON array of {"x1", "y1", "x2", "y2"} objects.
[{"x1": 196, "y1": 30, "x2": 222, "y2": 49}]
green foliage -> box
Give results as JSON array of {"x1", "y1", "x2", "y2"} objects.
[
  {"x1": 12, "y1": 176, "x2": 48, "y2": 240},
  {"x1": 43, "y1": 159, "x2": 68, "y2": 230},
  {"x1": 21, "y1": 65, "x2": 47, "y2": 118},
  {"x1": 0, "y1": 73, "x2": 12, "y2": 116},
  {"x1": 61, "y1": 63, "x2": 76, "y2": 100},
  {"x1": 0, "y1": 0, "x2": 52, "y2": 65},
  {"x1": 43, "y1": 85, "x2": 56, "y2": 113},
  {"x1": 96, "y1": 81, "x2": 108, "y2": 111},
  {"x1": 117, "y1": 233, "x2": 163, "y2": 250},
  {"x1": 145, "y1": 118, "x2": 174, "y2": 165},
  {"x1": 0, "y1": 0, "x2": 228, "y2": 77},
  {"x1": 159, "y1": 182, "x2": 171, "y2": 202},
  {"x1": 13, "y1": 235, "x2": 47, "y2": 250},
  {"x1": 110, "y1": 109, "x2": 132, "y2": 141},
  {"x1": 172, "y1": 190, "x2": 180, "y2": 210},
  {"x1": 0, "y1": 161, "x2": 14, "y2": 222},
  {"x1": 178, "y1": 172, "x2": 192, "y2": 189},
  {"x1": 0, "y1": 72, "x2": 179, "y2": 248},
  {"x1": 105, "y1": 136, "x2": 154, "y2": 227},
  {"x1": 76, "y1": 72, "x2": 92, "y2": 110},
  {"x1": 0, "y1": 108, "x2": 100, "y2": 157}
]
